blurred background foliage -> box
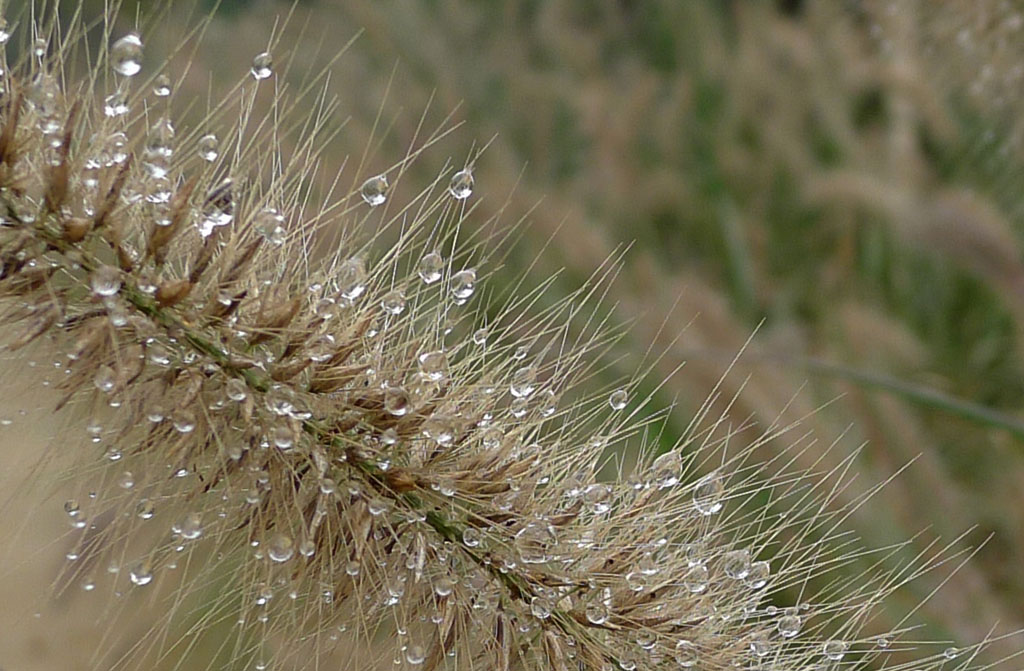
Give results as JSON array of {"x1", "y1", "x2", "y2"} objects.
[{"x1": 9, "y1": 0, "x2": 1024, "y2": 666}]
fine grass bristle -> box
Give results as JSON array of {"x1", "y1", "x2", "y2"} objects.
[{"x1": 0, "y1": 2, "x2": 1020, "y2": 671}]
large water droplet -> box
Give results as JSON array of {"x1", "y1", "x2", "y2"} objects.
[
  {"x1": 251, "y1": 51, "x2": 273, "y2": 80},
  {"x1": 197, "y1": 133, "x2": 219, "y2": 162},
  {"x1": 530, "y1": 595, "x2": 552, "y2": 619},
  {"x1": 448, "y1": 169, "x2": 474, "y2": 200},
  {"x1": 745, "y1": 560, "x2": 770, "y2": 589},
  {"x1": 267, "y1": 533, "x2": 294, "y2": 562},
  {"x1": 418, "y1": 350, "x2": 448, "y2": 382},
  {"x1": 684, "y1": 563, "x2": 709, "y2": 594},
  {"x1": 360, "y1": 174, "x2": 388, "y2": 206},
  {"x1": 609, "y1": 388, "x2": 628, "y2": 410},
  {"x1": 417, "y1": 252, "x2": 443, "y2": 284},
  {"x1": 254, "y1": 207, "x2": 286, "y2": 246},
  {"x1": 515, "y1": 521, "x2": 557, "y2": 564},
  {"x1": 103, "y1": 87, "x2": 129, "y2": 117},
  {"x1": 337, "y1": 257, "x2": 367, "y2": 301},
  {"x1": 649, "y1": 451, "x2": 681, "y2": 489},
  {"x1": 128, "y1": 560, "x2": 153, "y2": 586},
  {"x1": 692, "y1": 471, "x2": 724, "y2": 515},
  {"x1": 777, "y1": 611, "x2": 802, "y2": 639},
  {"x1": 584, "y1": 588, "x2": 611, "y2": 624},
  {"x1": 91, "y1": 266, "x2": 121, "y2": 297},
  {"x1": 450, "y1": 268, "x2": 476, "y2": 303},
  {"x1": 381, "y1": 289, "x2": 406, "y2": 315},
  {"x1": 405, "y1": 644, "x2": 426, "y2": 666},
  {"x1": 384, "y1": 386, "x2": 411, "y2": 416},
  {"x1": 422, "y1": 416, "x2": 455, "y2": 446},
  {"x1": 674, "y1": 640, "x2": 698, "y2": 668},
  {"x1": 152, "y1": 74, "x2": 171, "y2": 97},
  {"x1": 173, "y1": 512, "x2": 203, "y2": 540},
  {"x1": 723, "y1": 549, "x2": 751, "y2": 579},
  {"x1": 822, "y1": 640, "x2": 847, "y2": 661},
  {"x1": 510, "y1": 366, "x2": 537, "y2": 398},
  {"x1": 110, "y1": 34, "x2": 143, "y2": 77},
  {"x1": 93, "y1": 365, "x2": 117, "y2": 393}
]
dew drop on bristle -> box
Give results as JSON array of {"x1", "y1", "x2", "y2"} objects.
[
  {"x1": 337, "y1": 257, "x2": 368, "y2": 301},
  {"x1": 778, "y1": 611, "x2": 802, "y2": 638},
  {"x1": 418, "y1": 350, "x2": 448, "y2": 382},
  {"x1": 692, "y1": 471, "x2": 724, "y2": 515},
  {"x1": 823, "y1": 640, "x2": 847, "y2": 661},
  {"x1": 251, "y1": 51, "x2": 273, "y2": 80},
  {"x1": 384, "y1": 387, "x2": 411, "y2": 416},
  {"x1": 110, "y1": 34, "x2": 143, "y2": 77},
  {"x1": 674, "y1": 640, "x2": 698, "y2": 668},
  {"x1": 103, "y1": 87, "x2": 129, "y2": 117},
  {"x1": 380, "y1": 289, "x2": 406, "y2": 315},
  {"x1": 153, "y1": 74, "x2": 171, "y2": 97},
  {"x1": 90, "y1": 265, "x2": 121, "y2": 297},
  {"x1": 450, "y1": 268, "x2": 476, "y2": 302},
  {"x1": 417, "y1": 251, "x2": 444, "y2": 284},
  {"x1": 0, "y1": 19, "x2": 9, "y2": 44},
  {"x1": 255, "y1": 208, "x2": 286, "y2": 246},
  {"x1": 723, "y1": 549, "x2": 751, "y2": 579},
  {"x1": 360, "y1": 174, "x2": 388, "y2": 206},
  {"x1": 609, "y1": 388, "x2": 628, "y2": 410},
  {"x1": 745, "y1": 560, "x2": 770, "y2": 589},
  {"x1": 510, "y1": 366, "x2": 537, "y2": 398},
  {"x1": 128, "y1": 561, "x2": 153, "y2": 586},
  {"x1": 267, "y1": 533, "x2": 294, "y2": 563},
  {"x1": 448, "y1": 169, "x2": 474, "y2": 199},
  {"x1": 198, "y1": 133, "x2": 219, "y2": 162}
]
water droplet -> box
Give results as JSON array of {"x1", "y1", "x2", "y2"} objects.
[
  {"x1": 110, "y1": 34, "x2": 143, "y2": 77},
  {"x1": 418, "y1": 350, "x2": 448, "y2": 382},
  {"x1": 515, "y1": 521, "x2": 557, "y2": 564},
  {"x1": 723, "y1": 549, "x2": 751, "y2": 579},
  {"x1": 337, "y1": 257, "x2": 367, "y2": 301},
  {"x1": 530, "y1": 595, "x2": 552, "y2": 619},
  {"x1": 423, "y1": 416, "x2": 455, "y2": 446},
  {"x1": 683, "y1": 563, "x2": 709, "y2": 593},
  {"x1": 692, "y1": 471, "x2": 724, "y2": 515},
  {"x1": 750, "y1": 640, "x2": 771, "y2": 658},
  {"x1": 675, "y1": 640, "x2": 698, "y2": 667},
  {"x1": 254, "y1": 207, "x2": 286, "y2": 245},
  {"x1": 173, "y1": 512, "x2": 203, "y2": 540},
  {"x1": 583, "y1": 484, "x2": 612, "y2": 514},
  {"x1": 345, "y1": 560, "x2": 360, "y2": 576},
  {"x1": 450, "y1": 268, "x2": 476, "y2": 302},
  {"x1": 198, "y1": 133, "x2": 219, "y2": 162},
  {"x1": 649, "y1": 451, "x2": 681, "y2": 489},
  {"x1": 172, "y1": 409, "x2": 196, "y2": 433},
  {"x1": 251, "y1": 51, "x2": 273, "y2": 80},
  {"x1": 360, "y1": 174, "x2": 388, "y2": 206},
  {"x1": 462, "y1": 528, "x2": 481, "y2": 548},
  {"x1": 93, "y1": 365, "x2": 117, "y2": 393},
  {"x1": 128, "y1": 560, "x2": 153, "y2": 586},
  {"x1": 609, "y1": 389, "x2": 628, "y2": 410},
  {"x1": 405, "y1": 644, "x2": 426, "y2": 666},
  {"x1": 64, "y1": 500, "x2": 80, "y2": 516},
  {"x1": 585, "y1": 588, "x2": 611, "y2": 624},
  {"x1": 198, "y1": 178, "x2": 234, "y2": 236},
  {"x1": 472, "y1": 328, "x2": 488, "y2": 346},
  {"x1": 144, "y1": 174, "x2": 172, "y2": 204},
  {"x1": 417, "y1": 252, "x2": 444, "y2": 284},
  {"x1": 0, "y1": 19, "x2": 9, "y2": 44},
  {"x1": 822, "y1": 640, "x2": 847, "y2": 661},
  {"x1": 448, "y1": 169, "x2": 474, "y2": 199},
  {"x1": 272, "y1": 424, "x2": 295, "y2": 450},
  {"x1": 510, "y1": 366, "x2": 537, "y2": 398},
  {"x1": 434, "y1": 575, "x2": 455, "y2": 597},
  {"x1": 944, "y1": 647, "x2": 959, "y2": 660},
  {"x1": 103, "y1": 87, "x2": 129, "y2": 117},
  {"x1": 381, "y1": 289, "x2": 406, "y2": 315},
  {"x1": 877, "y1": 638, "x2": 890, "y2": 649},
  {"x1": 91, "y1": 266, "x2": 121, "y2": 296},
  {"x1": 778, "y1": 611, "x2": 802, "y2": 639},
  {"x1": 225, "y1": 378, "x2": 248, "y2": 402},
  {"x1": 267, "y1": 533, "x2": 294, "y2": 562},
  {"x1": 384, "y1": 386, "x2": 411, "y2": 416},
  {"x1": 137, "y1": 499, "x2": 155, "y2": 520},
  {"x1": 745, "y1": 560, "x2": 769, "y2": 589}
]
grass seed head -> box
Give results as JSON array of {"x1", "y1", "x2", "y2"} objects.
[{"x1": 0, "y1": 2, "x2": 1017, "y2": 671}]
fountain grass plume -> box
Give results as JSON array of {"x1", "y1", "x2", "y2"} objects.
[{"x1": 0, "y1": 1, "x2": 1020, "y2": 670}]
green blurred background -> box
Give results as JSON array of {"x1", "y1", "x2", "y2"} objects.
[{"x1": 9, "y1": 0, "x2": 1024, "y2": 666}]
